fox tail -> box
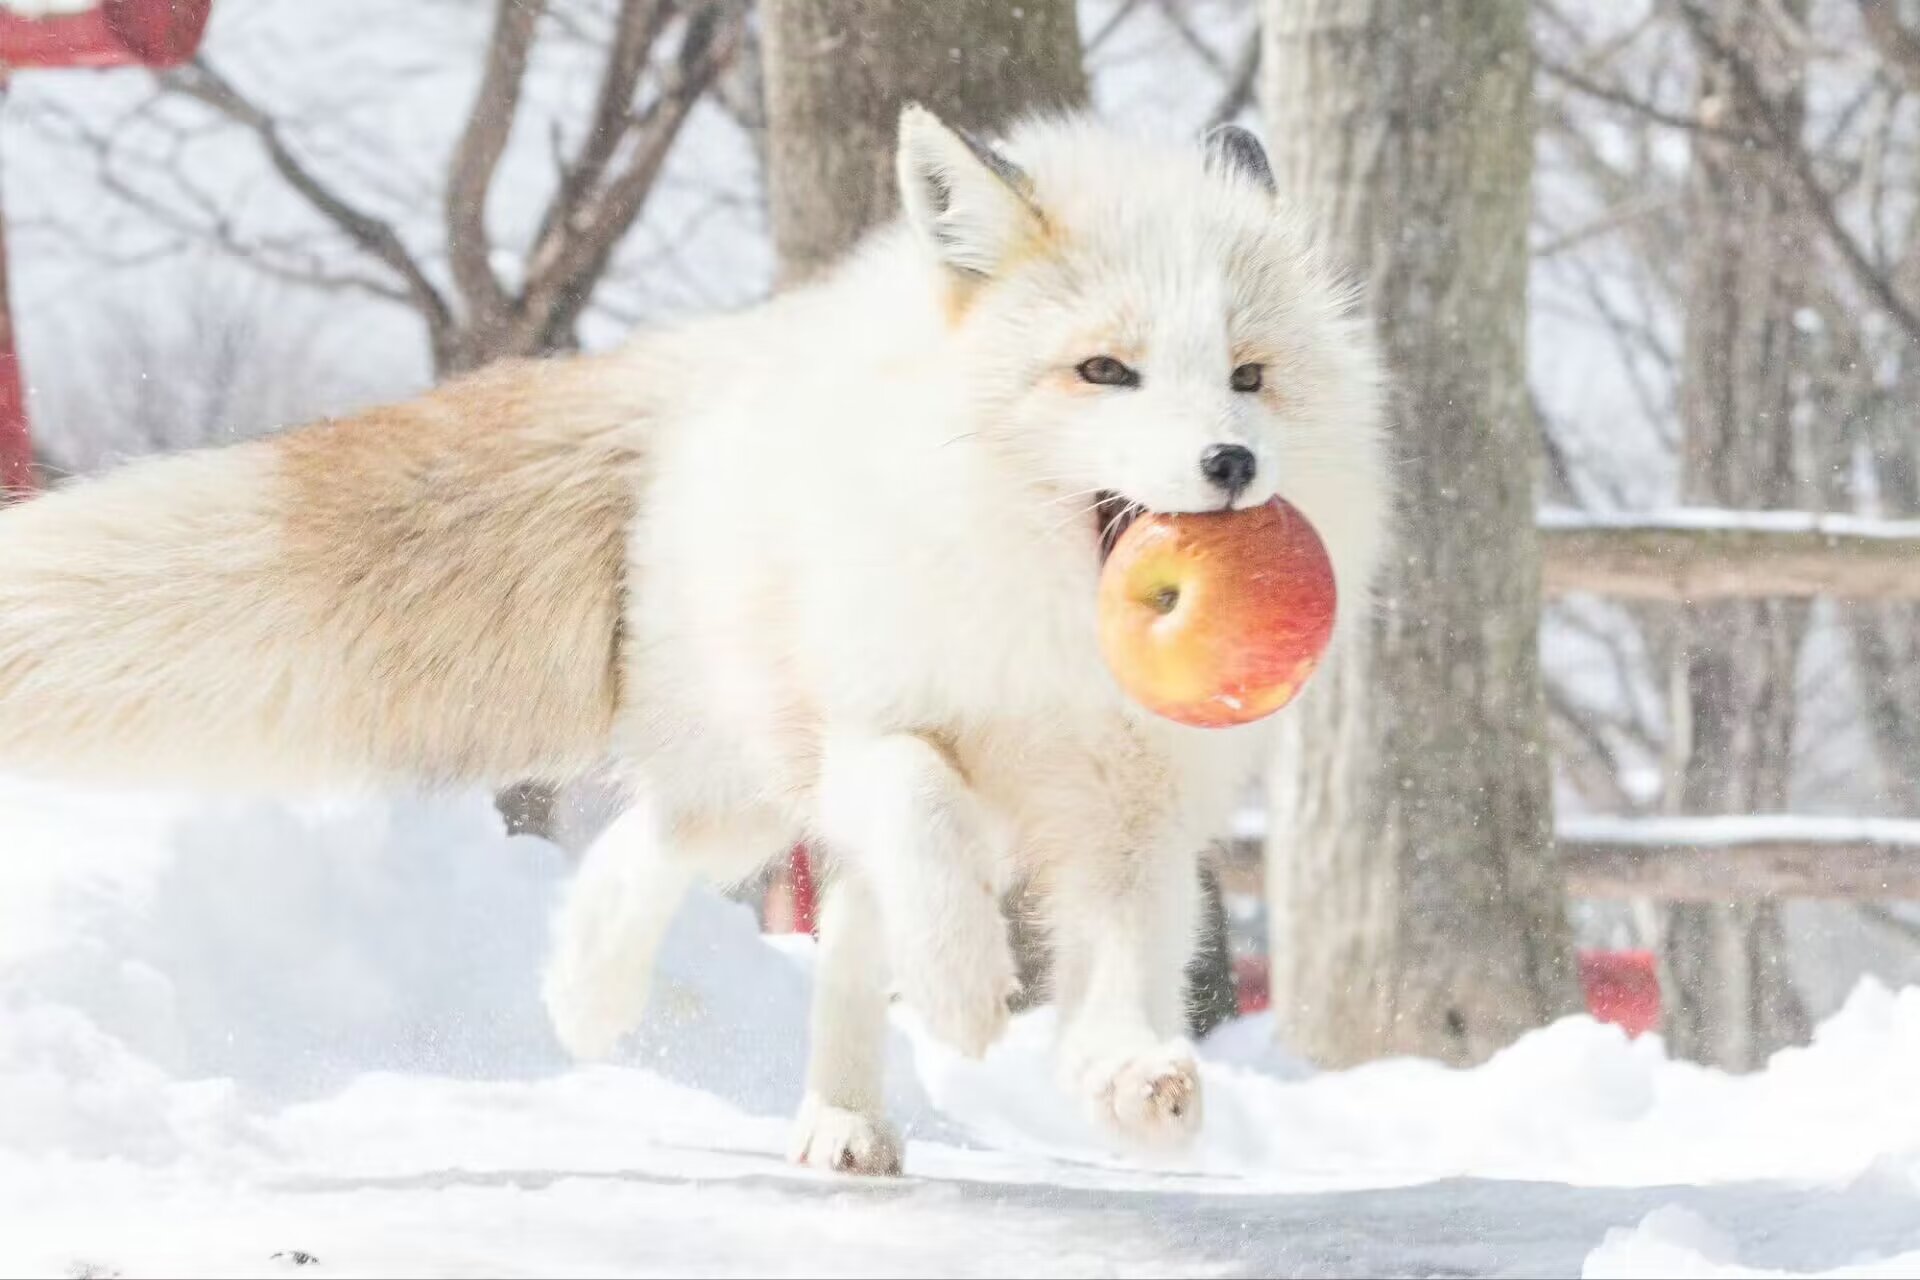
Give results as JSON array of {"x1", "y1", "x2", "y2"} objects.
[{"x1": 0, "y1": 354, "x2": 648, "y2": 791}]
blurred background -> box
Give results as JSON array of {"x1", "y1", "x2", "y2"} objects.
[{"x1": 3, "y1": 0, "x2": 1918, "y2": 1078}]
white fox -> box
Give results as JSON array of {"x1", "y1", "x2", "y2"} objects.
[{"x1": 0, "y1": 108, "x2": 1387, "y2": 1174}]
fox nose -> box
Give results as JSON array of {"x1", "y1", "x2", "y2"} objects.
[{"x1": 1199, "y1": 443, "x2": 1257, "y2": 499}]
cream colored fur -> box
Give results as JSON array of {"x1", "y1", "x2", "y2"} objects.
[
  {"x1": 0, "y1": 109, "x2": 1388, "y2": 1176},
  {"x1": 0, "y1": 356, "x2": 647, "y2": 788}
]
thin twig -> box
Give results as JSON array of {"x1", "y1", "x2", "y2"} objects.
[
  {"x1": 163, "y1": 58, "x2": 452, "y2": 332},
  {"x1": 1677, "y1": 0, "x2": 1920, "y2": 345}
]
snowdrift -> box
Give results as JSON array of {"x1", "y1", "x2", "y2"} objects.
[{"x1": 1, "y1": 776, "x2": 1917, "y2": 1277}]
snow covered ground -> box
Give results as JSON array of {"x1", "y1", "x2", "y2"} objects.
[
  {"x1": 1535, "y1": 506, "x2": 1920, "y2": 541},
  {"x1": 2, "y1": 777, "x2": 1918, "y2": 1278}
]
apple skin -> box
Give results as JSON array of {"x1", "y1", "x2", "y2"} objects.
[{"x1": 1097, "y1": 497, "x2": 1337, "y2": 729}]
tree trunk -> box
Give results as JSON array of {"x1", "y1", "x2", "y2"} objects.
[
  {"x1": 761, "y1": 0, "x2": 1087, "y2": 286},
  {"x1": 495, "y1": 778, "x2": 559, "y2": 838},
  {"x1": 1660, "y1": 0, "x2": 1813, "y2": 1071},
  {"x1": 1848, "y1": 343, "x2": 1920, "y2": 812},
  {"x1": 1262, "y1": 0, "x2": 1581, "y2": 1067}
]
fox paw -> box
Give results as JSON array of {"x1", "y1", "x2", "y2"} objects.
[
  {"x1": 1065, "y1": 1041, "x2": 1204, "y2": 1149},
  {"x1": 788, "y1": 1094, "x2": 902, "y2": 1176},
  {"x1": 542, "y1": 965, "x2": 633, "y2": 1062},
  {"x1": 541, "y1": 918, "x2": 652, "y2": 1061}
]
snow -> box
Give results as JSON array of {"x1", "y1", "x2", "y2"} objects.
[
  {"x1": 1584, "y1": 1206, "x2": 1920, "y2": 1280},
  {"x1": 1537, "y1": 507, "x2": 1920, "y2": 542},
  {"x1": 2, "y1": 775, "x2": 1919, "y2": 1277},
  {"x1": 1235, "y1": 806, "x2": 1920, "y2": 851},
  {"x1": 0, "y1": 1, "x2": 95, "y2": 16},
  {"x1": 1559, "y1": 814, "x2": 1920, "y2": 849}
]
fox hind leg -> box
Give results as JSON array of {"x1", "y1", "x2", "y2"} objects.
[{"x1": 543, "y1": 797, "x2": 788, "y2": 1061}]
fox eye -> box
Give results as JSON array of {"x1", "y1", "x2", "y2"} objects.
[
  {"x1": 1076, "y1": 356, "x2": 1140, "y2": 388},
  {"x1": 1231, "y1": 362, "x2": 1264, "y2": 393}
]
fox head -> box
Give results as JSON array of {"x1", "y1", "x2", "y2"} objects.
[{"x1": 894, "y1": 106, "x2": 1387, "y2": 589}]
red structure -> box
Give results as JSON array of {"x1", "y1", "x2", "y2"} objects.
[
  {"x1": 0, "y1": 0, "x2": 211, "y2": 70},
  {"x1": 0, "y1": 208, "x2": 23, "y2": 497},
  {"x1": 788, "y1": 844, "x2": 818, "y2": 935},
  {"x1": 0, "y1": 0, "x2": 214, "y2": 497},
  {"x1": 1578, "y1": 948, "x2": 1662, "y2": 1038}
]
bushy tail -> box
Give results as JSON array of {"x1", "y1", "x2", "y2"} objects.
[{"x1": 0, "y1": 353, "x2": 649, "y2": 790}]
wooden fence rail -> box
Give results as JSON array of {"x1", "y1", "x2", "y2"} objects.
[
  {"x1": 1230, "y1": 814, "x2": 1920, "y2": 901},
  {"x1": 1554, "y1": 816, "x2": 1920, "y2": 900},
  {"x1": 1539, "y1": 509, "x2": 1920, "y2": 602}
]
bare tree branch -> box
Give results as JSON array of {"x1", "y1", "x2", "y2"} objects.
[
  {"x1": 710, "y1": 16, "x2": 767, "y2": 179},
  {"x1": 1548, "y1": 597, "x2": 1668, "y2": 746},
  {"x1": 164, "y1": 58, "x2": 453, "y2": 340},
  {"x1": 1857, "y1": 0, "x2": 1920, "y2": 92},
  {"x1": 1084, "y1": 0, "x2": 1150, "y2": 57},
  {"x1": 1532, "y1": 192, "x2": 1677, "y2": 259},
  {"x1": 24, "y1": 95, "x2": 412, "y2": 304},
  {"x1": 445, "y1": 0, "x2": 551, "y2": 325},
  {"x1": 532, "y1": 0, "x2": 673, "y2": 257},
  {"x1": 1545, "y1": 680, "x2": 1643, "y2": 813},
  {"x1": 1676, "y1": 0, "x2": 1920, "y2": 345},
  {"x1": 1539, "y1": 56, "x2": 1747, "y2": 136},
  {"x1": 516, "y1": 0, "x2": 745, "y2": 351},
  {"x1": 1148, "y1": 0, "x2": 1225, "y2": 74},
  {"x1": 1536, "y1": 96, "x2": 1689, "y2": 294},
  {"x1": 1859, "y1": 902, "x2": 1920, "y2": 945},
  {"x1": 1205, "y1": 31, "x2": 1260, "y2": 129}
]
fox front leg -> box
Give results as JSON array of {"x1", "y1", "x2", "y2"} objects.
[
  {"x1": 1046, "y1": 843, "x2": 1206, "y2": 1149},
  {"x1": 788, "y1": 867, "x2": 903, "y2": 1175},
  {"x1": 816, "y1": 731, "x2": 1019, "y2": 1058}
]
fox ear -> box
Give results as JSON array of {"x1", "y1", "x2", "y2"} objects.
[
  {"x1": 1203, "y1": 124, "x2": 1276, "y2": 194},
  {"x1": 897, "y1": 104, "x2": 1042, "y2": 277}
]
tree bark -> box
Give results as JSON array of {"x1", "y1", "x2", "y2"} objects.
[
  {"x1": 761, "y1": 0, "x2": 1087, "y2": 286},
  {"x1": 1660, "y1": 0, "x2": 1814, "y2": 1071},
  {"x1": 1261, "y1": 0, "x2": 1581, "y2": 1067}
]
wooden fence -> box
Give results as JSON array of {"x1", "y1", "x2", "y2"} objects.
[{"x1": 1242, "y1": 511, "x2": 1920, "y2": 901}]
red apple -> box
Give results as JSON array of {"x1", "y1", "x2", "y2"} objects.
[{"x1": 1097, "y1": 497, "x2": 1336, "y2": 728}]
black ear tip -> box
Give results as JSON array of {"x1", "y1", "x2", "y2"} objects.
[
  {"x1": 955, "y1": 125, "x2": 1032, "y2": 195},
  {"x1": 1203, "y1": 124, "x2": 1276, "y2": 194},
  {"x1": 1202, "y1": 123, "x2": 1257, "y2": 147}
]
